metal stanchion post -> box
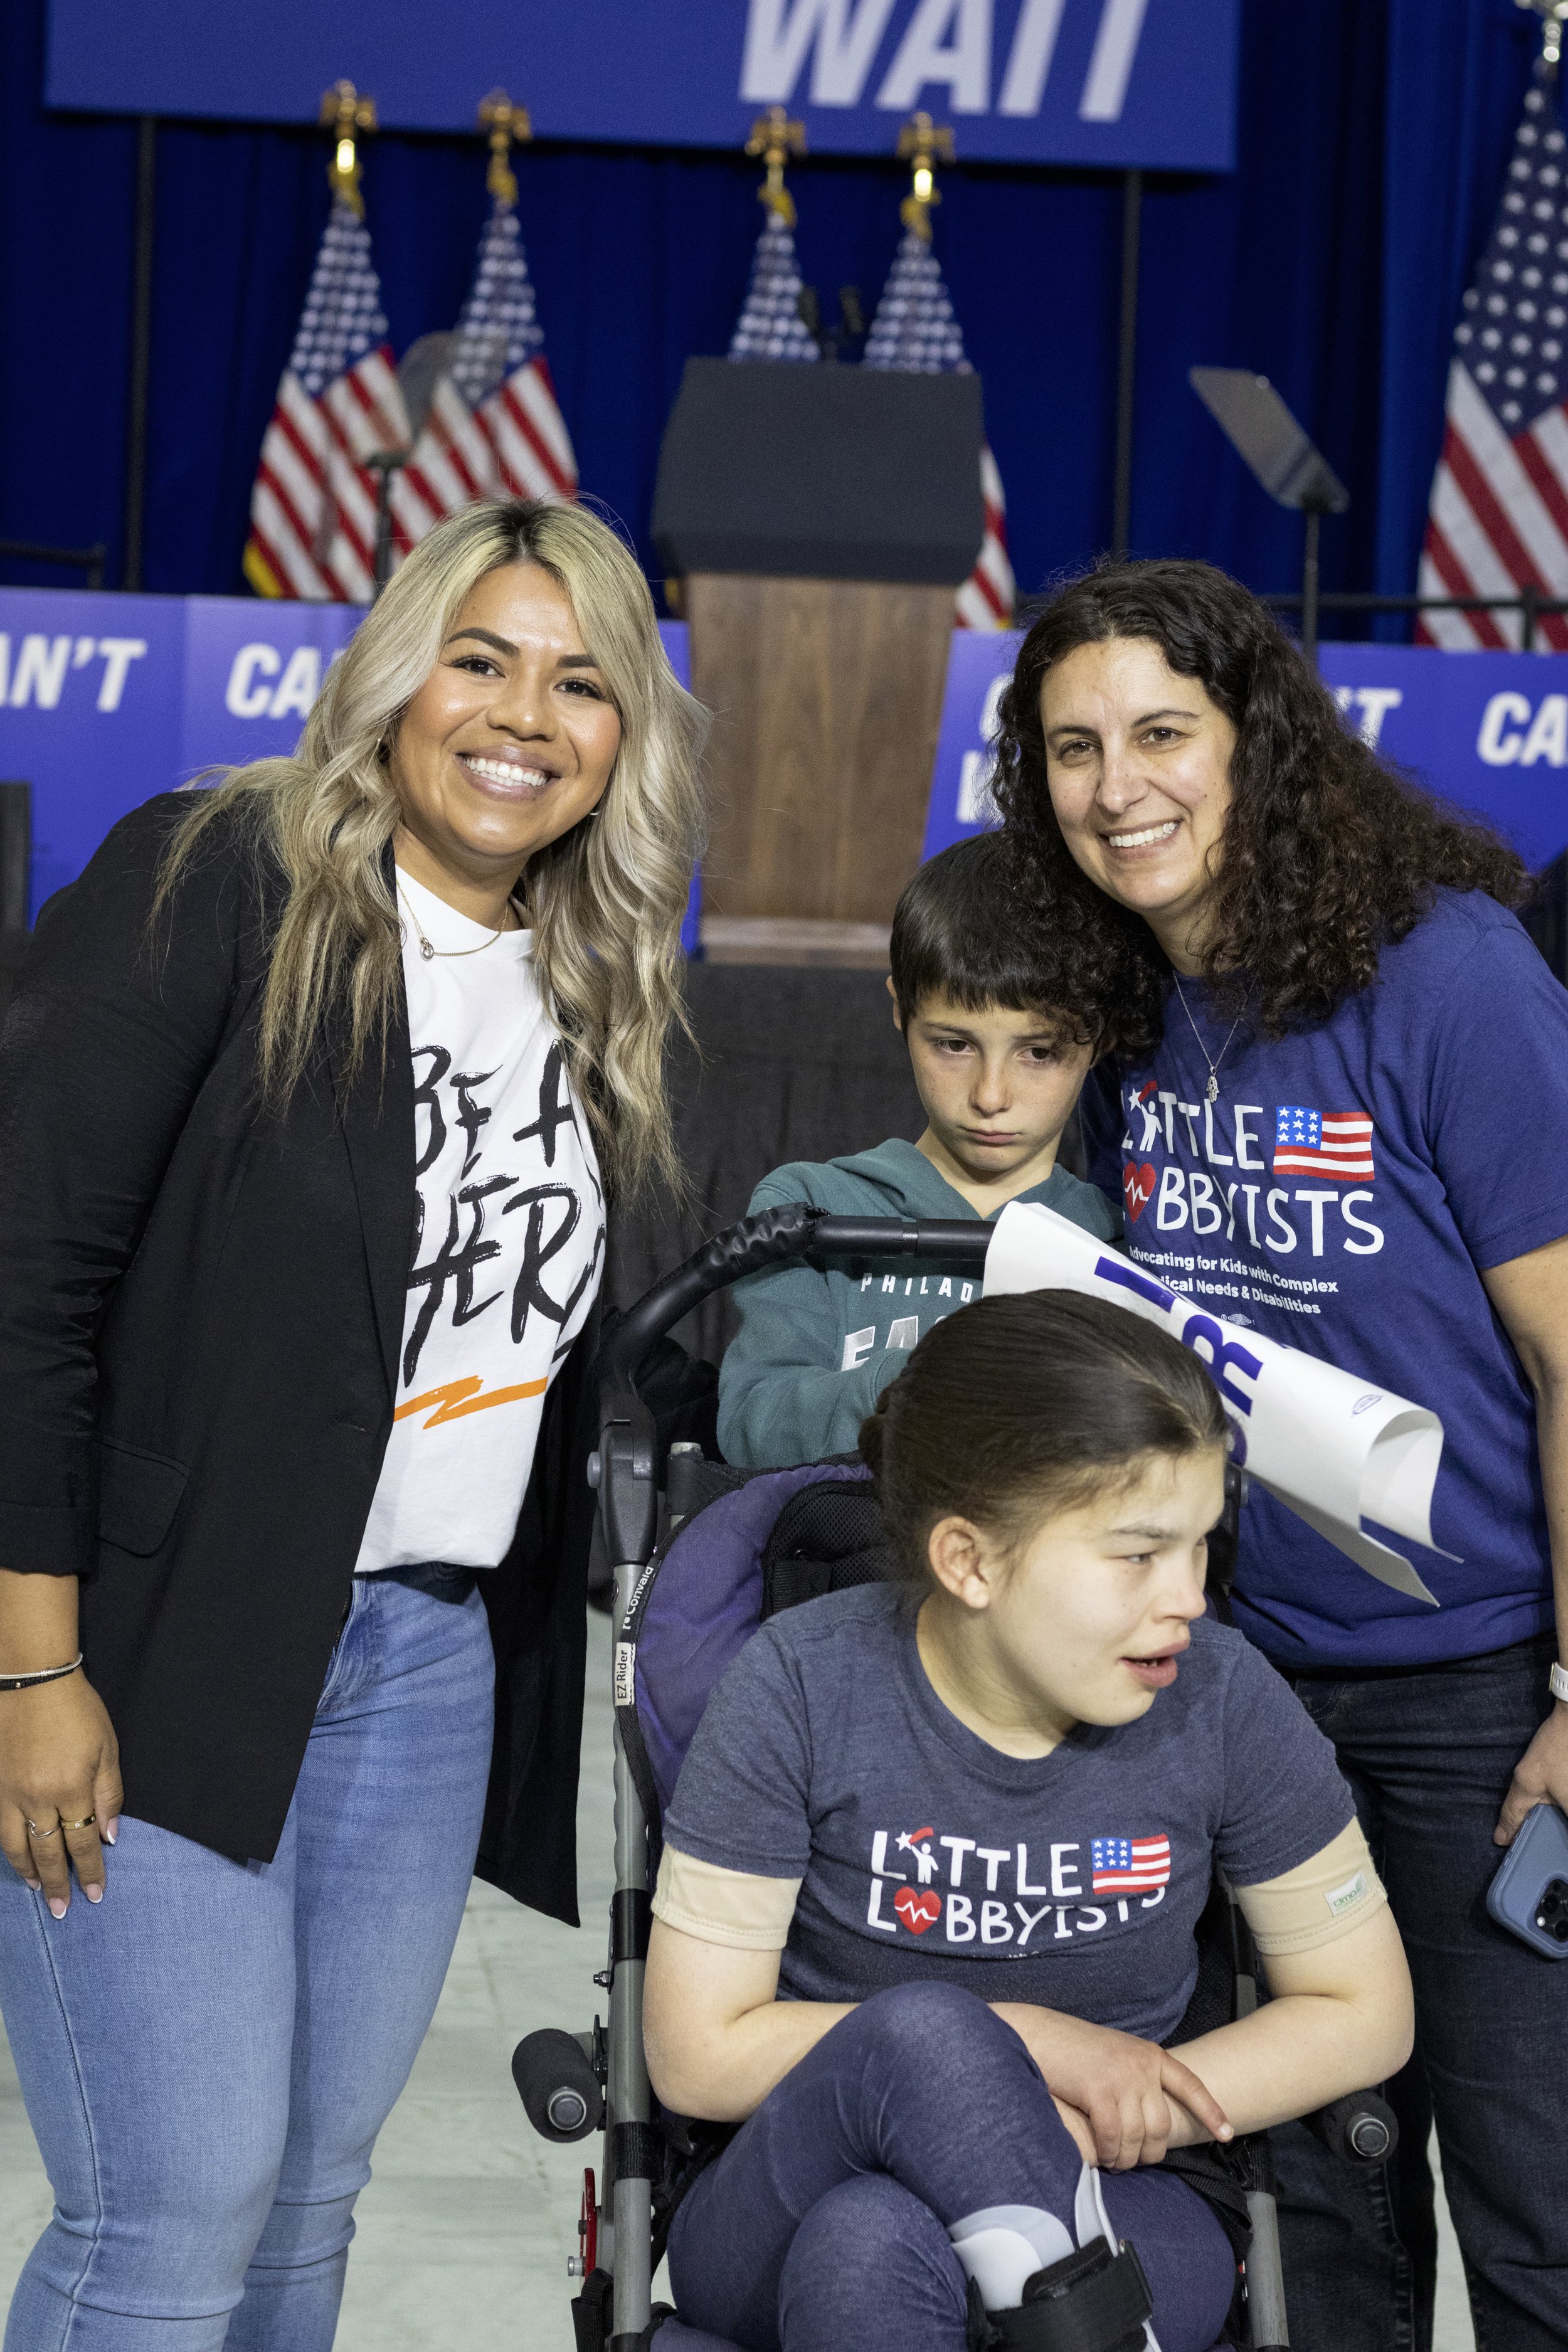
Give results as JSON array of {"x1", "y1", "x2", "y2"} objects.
[
  {"x1": 366, "y1": 454, "x2": 408, "y2": 598},
  {"x1": 1189, "y1": 370, "x2": 1348, "y2": 667},
  {"x1": 123, "y1": 119, "x2": 158, "y2": 594},
  {"x1": 1300, "y1": 505, "x2": 1323, "y2": 669},
  {"x1": 1111, "y1": 169, "x2": 1143, "y2": 561}
]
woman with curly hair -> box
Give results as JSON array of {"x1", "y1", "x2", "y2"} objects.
[
  {"x1": 0, "y1": 497, "x2": 706, "y2": 2349},
  {"x1": 994, "y1": 558, "x2": 1568, "y2": 2352}
]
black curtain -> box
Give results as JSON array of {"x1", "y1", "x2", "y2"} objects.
[{"x1": 607, "y1": 965, "x2": 924, "y2": 1357}]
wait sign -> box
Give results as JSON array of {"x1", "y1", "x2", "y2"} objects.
[{"x1": 46, "y1": 0, "x2": 1240, "y2": 172}]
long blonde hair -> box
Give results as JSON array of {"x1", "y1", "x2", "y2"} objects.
[{"x1": 159, "y1": 500, "x2": 708, "y2": 1193}]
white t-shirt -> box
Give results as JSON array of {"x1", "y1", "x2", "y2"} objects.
[{"x1": 353, "y1": 867, "x2": 604, "y2": 1574}]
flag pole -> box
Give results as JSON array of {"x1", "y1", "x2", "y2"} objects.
[
  {"x1": 1111, "y1": 169, "x2": 1143, "y2": 562},
  {"x1": 319, "y1": 79, "x2": 378, "y2": 216},
  {"x1": 896, "y1": 110, "x2": 955, "y2": 244},
  {"x1": 745, "y1": 105, "x2": 807, "y2": 228},
  {"x1": 121, "y1": 117, "x2": 157, "y2": 592},
  {"x1": 1516, "y1": 0, "x2": 1568, "y2": 67},
  {"x1": 477, "y1": 88, "x2": 532, "y2": 206},
  {"x1": 317, "y1": 82, "x2": 406, "y2": 598}
]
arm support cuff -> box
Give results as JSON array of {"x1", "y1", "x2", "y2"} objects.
[
  {"x1": 652, "y1": 1845, "x2": 802, "y2": 1951},
  {"x1": 1236, "y1": 1818, "x2": 1388, "y2": 1955}
]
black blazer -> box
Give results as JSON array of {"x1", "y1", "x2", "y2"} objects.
[{"x1": 0, "y1": 796, "x2": 597, "y2": 1922}]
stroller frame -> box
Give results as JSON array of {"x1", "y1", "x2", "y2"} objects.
[{"x1": 522, "y1": 1205, "x2": 1395, "y2": 2352}]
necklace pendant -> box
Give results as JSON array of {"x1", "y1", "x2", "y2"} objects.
[
  {"x1": 419, "y1": 939, "x2": 435, "y2": 962},
  {"x1": 1205, "y1": 1073, "x2": 1219, "y2": 1103}
]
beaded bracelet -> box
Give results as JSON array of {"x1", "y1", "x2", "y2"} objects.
[{"x1": 0, "y1": 1654, "x2": 83, "y2": 1694}]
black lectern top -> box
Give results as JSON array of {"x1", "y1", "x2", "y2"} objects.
[{"x1": 653, "y1": 358, "x2": 985, "y2": 585}]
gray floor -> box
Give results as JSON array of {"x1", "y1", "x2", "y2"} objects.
[
  {"x1": 1, "y1": 1611, "x2": 1476, "y2": 2348},
  {"x1": 335, "y1": 1609, "x2": 635, "y2": 2352}
]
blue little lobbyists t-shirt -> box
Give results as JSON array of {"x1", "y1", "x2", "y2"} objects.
[
  {"x1": 662, "y1": 1587, "x2": 1353, "y2": 2046},
  {"x1": 1080, "y1": 891, "x2": 1568, "y2": 1673}
]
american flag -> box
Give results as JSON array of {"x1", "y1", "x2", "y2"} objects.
[
  {"x1": 862, "y1": 229, "x2": 1015, "y2": 630},
  {"x1": 1272, "y1": 1107, "x2": 1376, "y2": 1182},
  {"x1": 390, "y1": 194, "x2": 577, "y2": 557},
  {"x1": 243, "y1": 198, "x2": 410, "y2": 603},
  {"x1": 1417, "y1": 66, "x2": 1568, "y2": 649},
  {"x1": 1090, "y1": 1836, "x2": 1171, "y2": 1895},
  {"x1": 728, "y1": 210, "x2": 821, "y2": 363}
]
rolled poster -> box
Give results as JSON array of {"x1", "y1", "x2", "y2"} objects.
[{"x1": 985, "y1": 1199, "x2": 1453, "y2": 1604}]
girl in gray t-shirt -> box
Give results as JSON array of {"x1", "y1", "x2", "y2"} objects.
[{"x1": 647, "y1": 1293, "x2": 1413, "y2": 2352}]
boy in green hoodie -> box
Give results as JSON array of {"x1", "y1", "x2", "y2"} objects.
[{"x1": 717, "y1": 831, "x2": 1123, "y2": 1466}]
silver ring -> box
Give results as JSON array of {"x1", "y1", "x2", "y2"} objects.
[{"x1": 24, "y1": 1820, "x2": 60, "y2": 1841}]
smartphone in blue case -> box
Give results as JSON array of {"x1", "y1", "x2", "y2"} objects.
[{"x1": 1488, "y1": 1800, "x2": 1568, "y2": 1958}]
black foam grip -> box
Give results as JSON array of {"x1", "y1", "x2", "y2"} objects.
[
  {"x1": 512, "y1": 2028, "x2": 603, "y2": 2143},
  {"x1": 598, "y1": 1205, "x2": 820, "y2": 1394},
  {"x1": 813, "y1": 1214, "x2": 990, "y2": 1263},
  {"x1": 598, "y1": 1205, "x2": 993, "y2": 1399},
  {"x1": 1305, "y1": 2089, "x2": 1398, "y2": 2166}
]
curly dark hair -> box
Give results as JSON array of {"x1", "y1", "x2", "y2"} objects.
[{"x1": 992, "y1": 559, "x2": 1531, "y2": 1051}]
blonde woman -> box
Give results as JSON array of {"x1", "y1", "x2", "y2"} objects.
[{"x1": 0, "y1": 499, "x2": 706, "y2": 2352}]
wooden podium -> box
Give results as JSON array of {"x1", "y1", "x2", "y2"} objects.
[{"x1": 654, "y1": 359, "x2": 984, "y2": 965}]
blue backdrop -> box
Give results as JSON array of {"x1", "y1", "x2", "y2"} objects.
[
  {"x1": 9, "y1": 585, "x2": 1568, "y2": 933},
  {"x1": 0, "y1": 587, "x2": 700, "y2": 939},
  {"x1": 45, "y1": 0, "x2": 1240, "y2": 172},
  {"x1": 0, "y1": 0, "x2": 1547, "y2": 613}
]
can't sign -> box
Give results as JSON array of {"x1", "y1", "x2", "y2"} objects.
[
  {"x1": 0, "y1": 586, "x2": 697, "y2": 931},
  {"x1": 923, "y1": 638, "x2": 1568, "y2": 872},
  {"x1": 0, "y1": 633, "x2": 148, "y2": 712},
  {"x1": 1476, "y1": 692, "x2": 1568, "y2": 767},
  {"x1": 224, "y1": 643, "x2": 328, "y2": 722}
]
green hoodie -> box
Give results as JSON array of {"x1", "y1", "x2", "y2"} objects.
[{"x1": 716, "y1": 1138, "x2": 1122, "y2": 1468}]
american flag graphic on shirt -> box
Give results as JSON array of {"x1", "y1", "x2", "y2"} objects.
[
  {"x1": 1271, "y1": 1108, "x2": 1377, "y2": 1182},
  {"x1": 1090, "y1": 1836, "x2": 1172, "y2": 1895}
]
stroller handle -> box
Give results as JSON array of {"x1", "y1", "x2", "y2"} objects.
[{"x1": 598, "y1": 1202, "x2": 992, "y2": 1397}]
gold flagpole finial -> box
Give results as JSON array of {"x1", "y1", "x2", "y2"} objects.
[
  {"x1": 478, "y1": 88, "x2": 532, "y2": 205},
  {"x1": 1518, "y1": 0, "x2": 1568, "y2": 68},
  {"x1": 320, "y1": 80, "x2": 378, "y2": 215},
  {"x1": 746, "y1": 105, "x2": 807, "y2": 228},
  {"x1": 897, "y1": 111, "x2": 955, "y2": 241}
]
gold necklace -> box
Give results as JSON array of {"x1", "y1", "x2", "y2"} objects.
[{"x1": 397, "y1": 882, "x2": 519, "y2": 963}]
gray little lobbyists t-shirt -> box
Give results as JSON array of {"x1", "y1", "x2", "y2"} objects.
[{"x1": 662, "y1": 1587, "x2": 1353, "y2": 2046}]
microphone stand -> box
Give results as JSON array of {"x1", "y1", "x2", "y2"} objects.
[{"x1": 366, "y1": 451, "x2": 409, "y2": 599}]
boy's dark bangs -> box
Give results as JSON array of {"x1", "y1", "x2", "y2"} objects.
[
  {"x1": 906, "y1": 965, "x2": 1092, "y2": 1042},
  {"x1": 890, "y1": 831, "x2": 1106, "y2": 1044}
]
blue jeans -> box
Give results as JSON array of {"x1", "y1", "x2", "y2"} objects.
[
  {"x1": 1274, "y1": 1632, "x2": 1568, "y2": 2352},
  {"x1": 666, "y1": 1983, "x2": 1236, "y2": 2352},
  {"x1": 0, "y1": 1570, "x2": 494, "y2": 2351}
]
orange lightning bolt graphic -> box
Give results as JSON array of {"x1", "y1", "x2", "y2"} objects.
[{"x1": 394, "y1": 1375, "x2": 549, "y2": 1428}]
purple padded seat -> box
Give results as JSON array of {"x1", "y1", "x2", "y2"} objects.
[{"x1": 634, "y1": 1461, "x2": 871, "y2": 1819}]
